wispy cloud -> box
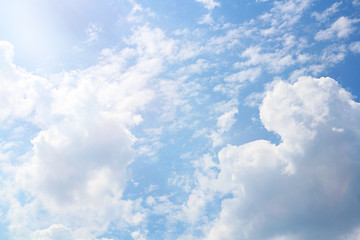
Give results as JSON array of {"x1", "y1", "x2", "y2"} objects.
[{"x1": 312, "y1": 1, "x2": 342, "y2": 22}]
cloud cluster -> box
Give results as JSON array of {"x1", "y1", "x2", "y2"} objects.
[
  {"x1": 1, "y1": 0, "x2": 360, "y2": 239},
  {"x1": 205, "y1": 76, "x2": 360, "y2": 239},
  {"x1": 0, "y1": 26, "x2": 162, "y2": 238}
]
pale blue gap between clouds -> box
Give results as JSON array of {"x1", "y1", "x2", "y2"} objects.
[{"x1": 0, "y1": 0, "x2": 360, "y2": 240}]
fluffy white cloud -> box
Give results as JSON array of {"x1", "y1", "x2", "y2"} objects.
[
  {"x1": 1, "y1": 26, "x2": 173, "y2": 238},
  {"x1": 205, "y1": 76, "x2": 360, "y2": 239},
  {"x1": 315, "y1": 16, "x2": 360, "y2": 40}
]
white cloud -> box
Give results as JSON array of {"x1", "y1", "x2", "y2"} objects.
[
  {"x1": 126, "y1": 0, "x2": 155, "y2": 23},
  {"x1": 344, "y1": 227, "x2": 360, "y2": 240},
  {"x1": 315, "y1": 16, "x2": 360, "y2": 41},
  {"x1": 321, "y1": 44, "x2": 346, "y2": 65},
  {"x1": 236, "y1": 46, "x2": 295, "y2": 73},
  {"x1": 217, "y1": 108, "x2": 238, "y2": 133},
  {"x1": 86, "y1": 23, "x2": 102, "y2": 43},
  {"x1": 131, "y1": 230, "x2": 147, "y2": 240},
  {"x1": 210, "y1": 108, "x2": 238, "y2": 147},
  {"x1": 30, "y1": 224, "x2": 73, "y2": 240},
  {"x1": 176, "y1": 59, "x2": 212, "y2": 76},
  {"x1": 1, "y1": 26, "x2": 177, "y2": 238},
  {"x1": 225, "y1": 67, "x2": 262, "y2": 83},
  {"x1": 205, "y1": 76, "x2": 360, "y2": 239},
  {"x1": 126, "y1": 25, "x2": 178, "y2": 60},
  {"x1": 0, "y1": 41, "x2": 49, "y2": 124},
  {"x1": 198, "y1": 13, "x2": 214, "y2": 25},
  {"x1": 350, "y1": 41, "x2": 360, "y2": 53},
  {"x1": 353, "y1": 0, "x2": 360, "y2": 6},
  {"x1": 260, "y1": 0, "x2": 312, "y2": 30},
  {"x1": 195, "y1": 0, "x2": 221, "y2": 10},
  {"x1": 312, "y1": 1, "x2": 342, "y2": 22}
]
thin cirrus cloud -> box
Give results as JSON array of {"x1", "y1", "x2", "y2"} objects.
[{"x1": 0, "y1": 0, "x2": 360, "y2": 240}]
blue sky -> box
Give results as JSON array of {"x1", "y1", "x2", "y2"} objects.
[{"x1": 0, "y1": 0, "x2": 360, "y2": 239}]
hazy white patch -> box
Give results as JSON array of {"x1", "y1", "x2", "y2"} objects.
[
  {"x1": 85, "y1": 23, "x2": 102, "y2": 43},
  {"x1": 225, "y1": 67, "x2": 262, "y2": 83},
  {"x1": 332, "y1": 127, "x2": 344, "y2": 133},
  {"x1": 353, "y1": 0, "x2": 360, "y2": 6}
]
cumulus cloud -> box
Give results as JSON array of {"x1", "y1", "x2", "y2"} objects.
[
  {"x1": 315, "y1": 16, "x2": 360, "y2": 40},
  {"x1": 205, "y1": 76, "x2": 360, "y2": 239},
  {"x1": 0, "y1": 25, "x2": 172, "y2": 238}
]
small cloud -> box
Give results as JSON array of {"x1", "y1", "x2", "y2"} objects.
[
  {"x1": 332, "y1": 127, "x2": 344, "y2": 133},
  {"x1": 126, "y1": 0, "x2": 156, "y2": 23},
  {"x1": 86, "y1": 23, "x2": 102, "y2": 43},
  {"x1": 225, "y1": 68, "x2": 262, "y2": 83},
  {"x1": 312, "y1": 1, "x2": 342, "y2": 22},
  {"x1": 147, "y1": 184, "x2": 159, "y2": 192},
  {"x1": 350, "y1": 41, "x2": 360, "y2": 54},
  {"x1": 315, "y1": 16, "x2": 360, "y2": 41},
  {"x1": 198, "y1": 13, "x2": 214, "y2": 25},
  {"x1": 195, "y1": 0, "x2": 220, "y2": 10}
]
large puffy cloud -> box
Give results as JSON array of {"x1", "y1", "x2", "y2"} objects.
[
  {"x1": 0, "y1": 26, "x2": 167, "y2": 239},
  {"x1": 206, "y1": 76, "x2": 360, "y2": 240}
]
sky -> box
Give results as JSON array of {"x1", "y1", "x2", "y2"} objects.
[{"x1": 0, "y1": 0, "x2": 360, "y2": 239}]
